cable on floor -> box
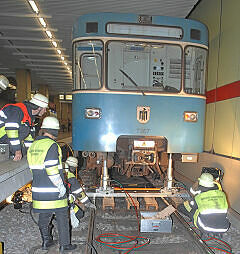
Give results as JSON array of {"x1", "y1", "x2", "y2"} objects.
[{"x1": 95, "y1": 179, "x2": 150, "y2": 254}]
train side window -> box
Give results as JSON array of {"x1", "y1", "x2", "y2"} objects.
[
  {"x1": 73, "y1": 40, "x2": 103, "y2": 90},
  {"x1": 80, "y1": 53, "x2": 102, "y2": 89},
  {"x1": 184, "y1": 46, "x2": 207, "y2": 95}
]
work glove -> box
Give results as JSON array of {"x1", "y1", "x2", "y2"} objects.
[
  {"x1": 70, "y1": 208, "x2": 79, "y2": 228},
  {"x1": 85, "y1": 202, "x2": 96, "y2": 210},
  {"x1": 58, "y1": 184, "x2": 66, "y2": 198}
]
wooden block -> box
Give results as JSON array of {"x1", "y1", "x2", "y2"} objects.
[
  {"x1": 153, "y1": 205, "x2": 176, "y2": 219},
  {"x1": 144, "y1": 197, "x2": 159, "y2": 211},
  {"x1": 102, "y1": 197, "x2": 115, "y2": 210},
  {"x1": 171, "y1": 197, "x2": 184, "y2": 207},
  {"x1": 125, "y1": 197, "x2": 139, "y2": 210}
]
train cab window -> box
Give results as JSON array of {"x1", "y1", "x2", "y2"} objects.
[
  {"x1": 184, "y1": 46, "x2": 207, "y2": 95},
  {"x1": 106, "y1": 41, "x2": 181, "y2": 93},
  {"x1": 73, "y1": 40, "x2": 103, "y2": 90}
]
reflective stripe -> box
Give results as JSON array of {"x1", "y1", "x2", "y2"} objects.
[
  {"x1": 24, "y1": 136, "x2": 34, "y2": 141},
  {"x1": 81, "y1": 196, "x2": 89, "y2": 203},
  {"x1": 49, "y1": 174, "x2": 62, "y2": 184},
  {"x1": 10, "y1": 140, "x2": 20, "y2": 145},
  {"x1": 32, "y1": 187, "x2": 59, "y2": 193},
  {"x1": 200, "y1": 209, "x2": 228, "y2": 215},
  {"x1": 183, "y1": 201, "x2": 192, "y2": 212},
  {"x1": 29, "y1": 165, "x2": 44, "y2": 169},
  {"x1": 45, "y1": 160, "x2": 58, "y2": 166},
  {"x1": 24, "y1": 142, "x2": 32, "y2": 148},
  {"x1": 0, "y1": 111, "x2": 7, "y2": 118},
  {"x1": 0, "y1": 126, "x2": 6, "y2": 138},
  {"x1": 72, "y1": 187, "x2": 83, "y2": 194},
  {"x1": 46, "y1": 167, "x2": 60, "y2": 176},
  {"x1": 73, "y1": 205, "x2": 79, "y2": 213},
  {"x1": 190, "y1": 187, "x2": 201, "y2": 196},
  {"x1": 68, "y1": 194, "x2": 76, "y2": 202},
  {"x1": 33, "y1": 199, "x2": 68, "y2": 209},
  {"x1": 198, "y1": 217, "x2": 228, "y2": 232},
  {"x1": 6, "y1": 130, "x2": 18, "y2": 138},
  {"x1": 5, "y1": 122, "x2": 19, "y2": 128}
]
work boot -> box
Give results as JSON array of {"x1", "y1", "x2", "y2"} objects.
[
  {"x1": 59, "y1": 244, "x2": 77, "y2": 253},
  {"x1": 42, "y1": 239, "x2": 55, "y2": 250},
  {"x1": 39, "y1": 226, "x2": 55, "y2": 250}
]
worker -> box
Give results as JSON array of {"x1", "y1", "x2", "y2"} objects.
[
  {"x1": 64, "y1": 156, "x2": 96, "y2": 228},
  {"x1": 0, "y1": 75, "x2": 10, "y2": 91},
  {"x1": 0, "y1": 93, "x2": 49, "y2": 161},
  {"x1": 177, "y1": 173, "x2": 230, "y2": 235},
  {"x1": 27, "y1": 116, "x2": 77, "y2": 252}
]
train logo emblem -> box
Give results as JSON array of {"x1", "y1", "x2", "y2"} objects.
[{"x1": 137, "y1": 106, "x2": 150, "y2": 124}]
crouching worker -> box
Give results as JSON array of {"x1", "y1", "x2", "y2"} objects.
[
  {"x1": 27, "y1": 116, "x2": 77, "y2": 253},
  {"x1": 64, "y1": 156, "x2": 96, "y2": 228},
  {"x1": 177, "y1": 173, "x2": 230, "y2": 236}
]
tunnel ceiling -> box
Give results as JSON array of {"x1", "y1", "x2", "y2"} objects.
[{"x1": 0, "y1": 0, "x2": 200, "y2": 95}]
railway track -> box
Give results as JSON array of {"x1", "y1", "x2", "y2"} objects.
[{"x1": 79, "y1": 168, "x2": 219, "y2": 254}]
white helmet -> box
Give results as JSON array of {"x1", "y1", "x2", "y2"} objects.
[
  {"x1": 30, "y1": 93, "x2": 49, "y2": 108},
  {"x1": 66, "y1": 156, "x2": 78, "y2": 167},
  {"x1": 198, "y1": 173, "x2": 214, "y2": 188},
  {"x1": 0, "y1": 75, "x2": 9, "y2": 90},
  {"x1": 41, "y1": 116, "x2": 60, "y2": 130}
]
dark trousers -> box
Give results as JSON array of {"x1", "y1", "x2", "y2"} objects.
[{"x1": 38, "y1": 209, "x2": 70, "y2": 246}]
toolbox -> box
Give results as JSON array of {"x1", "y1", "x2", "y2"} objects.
[{"x1": 140, "y1": 211, "x2": 172, "y2": 233}]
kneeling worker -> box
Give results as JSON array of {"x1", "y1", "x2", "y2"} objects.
[
  {"x1": 64, "y1": 156, "x2": 96, "y2": 228},
  {"x1": 27, "y1": 116, "x2": 76, "y2": 252},
  {"x1": 178, "y1": 173, "x2": 230, "y2": 235}
]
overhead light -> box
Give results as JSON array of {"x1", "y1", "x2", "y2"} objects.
[
  {"x1": 45, "y1": 30, "x2": 52, "y2": 38},
  {"x1": 67, "y1": 67, "x2": 70, "y2": 70},
  {"x1": 64, "y1": 62, "x2": 68, "y2": 66},
  {"x1": 57, "y1": 49, "x2": 61, "y2": 54},
  {"x1": 61, "y1": 56, "x2": 64, "y2": 61},
  {"x1": 52, "y1": 41, "x2": 57, "y2": 47},
  {"x1": 38, "y1": 17, "x2": 47, "y2": 28},
  {"x1": 28, "y1": 0, "x2": 39, "y2": 14}
]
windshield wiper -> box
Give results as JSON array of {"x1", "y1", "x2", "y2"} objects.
[{"x1": 119, "y1": 69, "x2": 145, "y2": 96}]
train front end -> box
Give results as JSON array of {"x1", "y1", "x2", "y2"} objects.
[{"x1": 72, "y1": 13, "x2": 208, "y2": 181}]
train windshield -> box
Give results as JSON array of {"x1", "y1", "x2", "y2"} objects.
[
  {"x1": 107, "y1": 41, "x2": 182, "y2": 93},
  {"x1": 184, "y1": 46, "x2": 207, "y2": 95},
  {"x1": 74, "y1": 40, "x2": 103, "y2": 90}
]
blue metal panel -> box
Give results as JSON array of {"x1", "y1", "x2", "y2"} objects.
[
  {"x1": 72, "y1": 93, "x2": 205, "y2": 153},
  {"x1": 72, "y1": 13, "x2": 208, "y2": 46}
]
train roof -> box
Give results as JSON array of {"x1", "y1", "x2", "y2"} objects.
[{"x1": 72, "y1": 12, "x2": 208, "y2": 46}]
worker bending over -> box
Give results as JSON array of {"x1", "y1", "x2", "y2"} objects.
[
  {"x1": 64, "y1": 156, "x2": 96, "y2": 228},
  {"x1": 177, "y1": 173, "x2": 230, "y2": 236},
  {"x1": 27, "y1": 116, "x2": 76, "y2": 252},
  {"x1": 0, "y1": 93, "x2": 48, "y2": 161}
]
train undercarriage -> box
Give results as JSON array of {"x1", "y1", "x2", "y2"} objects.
[{"x1": 79, "y1": 136, "x2": 173, "y2": 189}]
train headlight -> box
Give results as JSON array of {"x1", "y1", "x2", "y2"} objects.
[
  {"x1": 184, "y1": 111, "x2": 198, "y2": 122},
  {"x1": 85, "y1": 108, "x2": 101, "y2": 119}
]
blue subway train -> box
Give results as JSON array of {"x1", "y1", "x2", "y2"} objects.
[{"x1": 72, "y1": 13, "x2": 208, "y2": 179}]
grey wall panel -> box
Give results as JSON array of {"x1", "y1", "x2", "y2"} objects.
[{"x1": 0, "y1": 158, "x2": 32, "y2": 203}]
